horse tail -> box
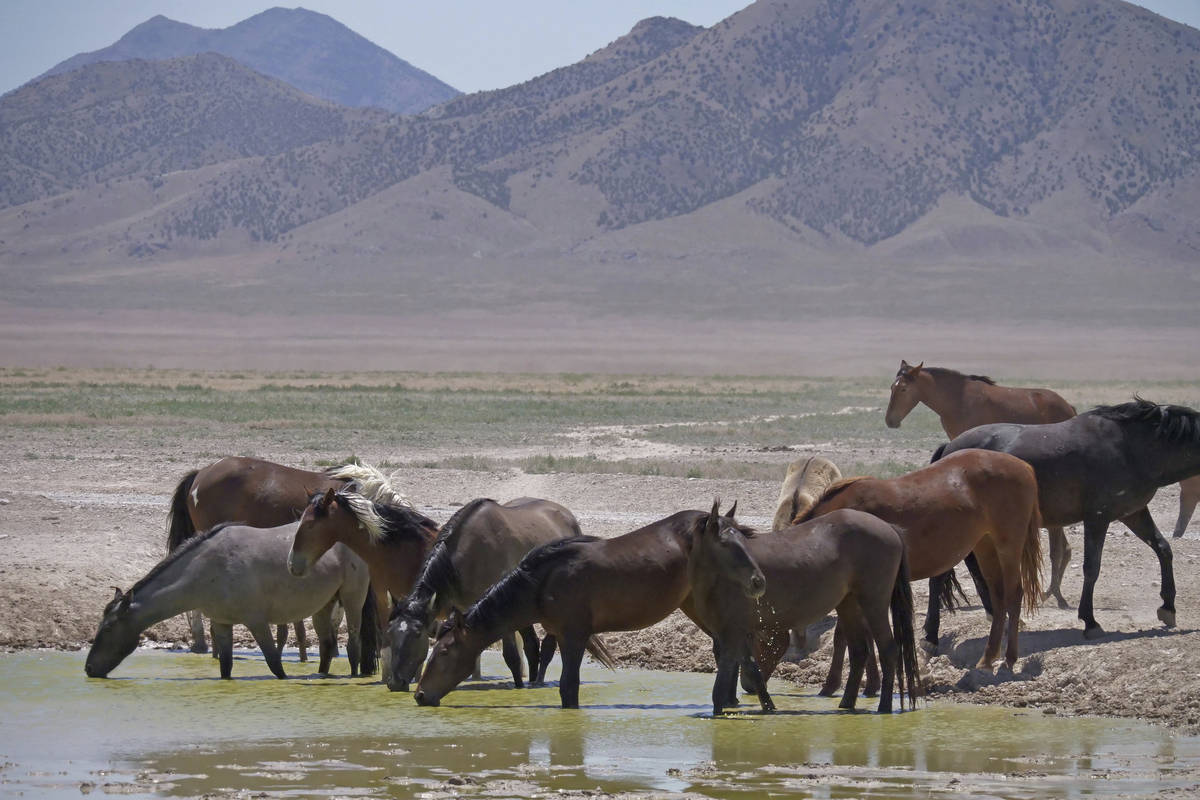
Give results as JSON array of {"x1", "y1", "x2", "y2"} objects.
[
  {"x1": 1020, "y1": 504, "x2": 1045, "y2": 616},
  {"x1": 166, "y1": 470, "x2": 199, "y2": 552},
  {"x1": 938, "y1": 569, "x2": 969, "y2": 612},
  {"x1": 890, "y1": 541, "x2": 920, "y2": 709},
  {"x1": 358, "y1": 583, "x2": 379, "y2": 676},
  {"x1": 930, "y1": 443, "x2": 948, "y2": 464},
  {"x1": 585, "y1": 634, "x2": 616, "y2": 670}
]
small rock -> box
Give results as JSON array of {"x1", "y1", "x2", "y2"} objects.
[{"x1": 1043, "y1": 706, "x2": 1057, "y2": 715}]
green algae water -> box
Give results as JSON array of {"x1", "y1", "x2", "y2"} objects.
[{"x1": 1, "y1": 649, "x2": 1197, "y2": 799}]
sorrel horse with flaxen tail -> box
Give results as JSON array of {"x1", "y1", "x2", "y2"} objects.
[
  {"x1": 382, "y1": 497, "x2": 582, "y2": 693},
  {"x1": 936, "y1": 398, "x2": 1200, "y2": 638},
  {"x1": 788, "y1": 450, "x2": 1043, "y2": 695},
  {"x1": 885, "y1": 360, "x2": 1075, "y2": 608},
  {"x1": 287, "y1": 488, "x2": 439, "y2": 646},
  {"x1": 87, "y1": 521, "x2": 374, "y2": 679},
  {"x1": 167, "y1": 456, "x2": 406, "y2": 664}
]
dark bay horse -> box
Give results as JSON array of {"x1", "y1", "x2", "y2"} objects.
[
  {"x1": 383, "y1": 497, "x2": 582, "y2": 692},
  {"x1": 885, "y1": 360, "x2": 1076, "y2": 607},
  {"x1": 790, "y1": 451, "x2": 1043, "y2": 693},
  {"x1": 167, "y1": 456, "x2": 406, "y2": 659},
  {"x1": 286, "y1": 488, "x2": 439, "y2": 648},
  {"x1": 412, "y1": 509, "x2": 724, "y2": 708},
  {"x1": 686, "y1": 499, "x2": 771, "y2": 716},
  {"x1": 936, "y1": 399, "x2": 1200, "y2": 638},
  {"x1": 87, "y1": 522, "x2": 373, "y2": 679}
]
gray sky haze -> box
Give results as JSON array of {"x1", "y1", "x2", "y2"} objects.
[{"x1": 2, "y1": 0, "x2": 1198, "y2": 97}]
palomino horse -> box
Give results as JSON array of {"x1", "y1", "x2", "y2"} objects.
[
  {"x1": 86, "y1": 521, "x2": 374, "y2": 679},
  {"x1": 885, "y1": 360, "x2": 1075, "y2": 607},
  {"x1": 383, "y1": 497, "x2": 582, "y2": 692},
  {"x1": 286, "y1": 488, "x2": 440, "y2": 653},
  {"x1": 936, "y1": 399, "x2": 1200, "y2": 638},
  {"x1": 789, "y1": 451, "x2": 1043, "y2": 694},
  {"x1": 167, "y1": 456, "x2": 408, "y2": 661}
]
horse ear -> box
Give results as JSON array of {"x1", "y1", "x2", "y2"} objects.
[
  {"x1": 900, "y1": 359, "x2": 910, "y2": 370},
  {"x1": 723, "y1": 500, "x2": 737, "y2": 519},
  {"x1": 912, "y1": 361, "x2": 924, "y2": 374},
  {"x1": 112, "y1": 587, "x2": 123, "y2": 603},
  {"x1": 118, "y1": 591, "x2": 132, "y2": 613},
  {"x1": 705, "y1": 497, "x2": 721, "y2": 537},
  {"x1": 322, "y1": 487, "x2": 336, "y2": 509}
]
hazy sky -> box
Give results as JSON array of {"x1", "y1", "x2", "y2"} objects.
[{"x1": 2, "y1": 1, "x2": 1198, "y2": 96}]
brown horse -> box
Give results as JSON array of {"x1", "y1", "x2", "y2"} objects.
[
  {"x1": 166, "y1": 456, "x2": 408, "y2": 658},
  {"x1": 383, "y1": 497, "x2": 582, "y2": 692},
  {"x1": 792, "y1": 450, "x2": 1043, "y2": 692},
  {"x1": 885, "y1": 360, "x2": 1075, "y2": 607},
  {"x1": 287, "y1": 488, "x2": 439, "y2": 645}
]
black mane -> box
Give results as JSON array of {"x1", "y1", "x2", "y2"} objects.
[
  {"x1": 465, "y1": 536, "x2": 597, "y2": 632},
  {"x1": 131, "y1": 522, "x2": 239, "y2": 595},
  {"x1": 924, "y1": 366, "x2": 996, "y2": 386},
  {"x1": 1089, "y1": 398, "x2": 1200, "y2": 443},
  {"x1": 334, "y1": 489, "x2": 437, "y2": 544},
  {"x1": 402, "y1": 498, "x2": 493, "y2": 618}
]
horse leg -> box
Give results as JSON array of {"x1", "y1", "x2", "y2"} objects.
[
  {"x1": 187, "y1": 610, "x2": 209, "y2": 654},
  {"x1": 211, "y1": 622, "x2": 234, "y2": 679},
  {"x1": 836, "y1": 609, "x2": 869, "y2": 711},
  {"x1": 964, "y1": 553, "x2": 993, "y2": 616},
  {"x1": 519, "y1": 625, "x2": 541, "y2": 684},
  {"x1": 1122, "y1": 506, "x2": 1176, "y2": 629},
  {"x1": 819, "y1": 619, "x2": 846, "y2": 696},
  {"x1": 247, "y1": 620, "x2": 287, "y2": 679},
  {"x1": 312, "y1": 602, "x2": 337, "y2": 674},
  {"x1": 712, "y1": 639, "x2": 740, "y2": 716},
  {"x1": 1078, "y1": 517, "x2": 1109, "y2": 638},
  {"x1": 863, "y1": 641, "x2": 881, "y2": 697},
  {"x1": 923, "y1": 574, "x2": 945, "y2": 651},
  {"x1": 501, "y1": 632, "x2": 524, "y2": 688},
  {"x1": 294, "y1": 621, "x2": 308, "y2": 663},
  {"x1": 971, "y1": 542, "x2": 1007, "y2": 670},
  {"x1": 1046, "y1": 526, "x2": 1072, "y2": 609},
  {"x1": 740, "y1": 653, "x2": 775, "y2": 713},
  {"x1": 1174, "y1": 480, "x2": 1200, "y2": 538},
  {"x1": 858, "y1": 595, "x2": 899, "y2": 715},
  {"x1": 712, "y1": 638, "x2": 740, "y2": 708},
  {"x1": 341, "y1": 596, "x2": 363, "y2": 677},
  {"x1": 537, "y1": 634, "x2": 557, "y2": 684},
  {"x1": 557, "y1": 634, "x2": 587, "y2": 709}
]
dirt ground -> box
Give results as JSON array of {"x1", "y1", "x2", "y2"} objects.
[{"x1": 2, "y1": 412, "x2": 1199, "y2": 747}]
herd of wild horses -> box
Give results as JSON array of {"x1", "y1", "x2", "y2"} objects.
[{"x1": 85, "y1": 362, "x2": 1200, "y2": 717}]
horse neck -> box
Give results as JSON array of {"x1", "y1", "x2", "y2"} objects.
[
  {"x1": 1133, "y1": 436, "x2": 1200, "y2": 486},
  {"x1": 466, "y1": 573, "x2": 541, "y2": 645},
  {"x1": 919, "y1": 371, "x2": 972, "y2": 435},
  {"x1": 126, "y1": 552, "x2": 205, "y2": 631},
  {"x1": 404, "y1": 543, "x2": 458, "y2": 626}
]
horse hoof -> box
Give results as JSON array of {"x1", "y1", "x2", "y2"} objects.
[
  {"x1": 1158, "y1": 608, "x2": 1177, "y2": 628},
  {"x1": 817, "y1": 686, "x2": 838, "y2": 697},
  {"x1": 1082, "y1": 624, "x2": 1106, "y2": 640},
  {"x1": 1056, "y1": 597, "x2": 1072, "y2": 610}
]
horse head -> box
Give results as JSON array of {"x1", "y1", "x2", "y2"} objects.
[
  {"x1": 384, "y1": 596, "x2": 438, "y2": 693},
  {"x1": 694, "y1": 498, "x2": 765, "y2": 599},
  {"x1": 885, "y1": 360, "x2": 924, "y2": 428},
  {"x1": 288, "y1": 488, "x2": 341, "y2": 576},
  {"x1": 414, "y1": 610, "x2": 483, "y2": 707},
  {"x1": 84, "y1": 588, "x2": 140, "y2": 678}
]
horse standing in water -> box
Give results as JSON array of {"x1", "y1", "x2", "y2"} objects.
[
  {"x1": 885, "y1": 360, "x2": 1076, "y2": 608},
  {"x1": 86, "y1": 522, "x2": 374, "y2": 679},
  {"x1": 787, "y1": 451, "x2": 1043, "y2": 694},
  {"x1": 287, "y1": 487, "x2": 440, "y2": 646},
  {"x1": 936, "y1": 399, "x2": 1200, "y2": 638},
  {"x1": 167, "y1": 456, "x2": 406, "y2": 662},
  {"x1": 381, "y1": 497, "x2": 582, "y2": 692}
]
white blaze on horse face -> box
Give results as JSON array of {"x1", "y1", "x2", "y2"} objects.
[{"x1": 397, "y1": 620, "x2": 409, "y2": 634}]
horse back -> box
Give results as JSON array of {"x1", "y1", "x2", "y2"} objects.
[
  {"x1": 190, "y1": 456, "x2": 340, "y2": 531},
  {"x1": 958, "y1": 383, "x2": 1075, "y2": 435}
]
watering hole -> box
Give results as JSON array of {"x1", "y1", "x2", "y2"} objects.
[{"x1": 1, "y1": 649, "x2": 1198, "y2": 799}]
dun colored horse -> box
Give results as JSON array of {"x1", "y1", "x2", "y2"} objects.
[
  {"x1": 86, "y1": 522, "x2": 374, "y2": 679},
  {"x1": 936, "y1": 399, "x2": 1200, "y2": 638},
  {"x1": 383, "y1": 497, "x2": 582, "y2": 692},
  {"x1": 287, "y1": 488, "x2": 439, "y2": 648},
  {"x1": 167, "y1": 456, "x2": 407, "y2": 661},
  {"x1": 885, "y1": 361, "x2": 1075, "y2": 607},
  {"x1": 790, "y1": 451, "x2": 1043, "y2": 693}
]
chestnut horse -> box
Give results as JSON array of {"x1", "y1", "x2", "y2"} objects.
[
  {"x1": 935, "y1": 399, "x2": 1200, "y2": 638},
  {"x1": 382, "y1": 497, "x2": 582, "y2": 693},
  {"x1": 885, "y1": 361, "x2": 1076, "y2": 607},
  {"x1": 287, "y1": 488, "x2": 439, "y2": 649},
  {"x1": 690, "y1": 501, "x2": 919, "y2": 715},
  {"x1": 791, "y1": 450, "x2": 1043, "y2": 694},
  {"x1": 166, "y1": 456, "x2": 408, "y2": 660}
]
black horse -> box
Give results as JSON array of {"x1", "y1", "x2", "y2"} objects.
[{"x1": 935, "y1": 398, "x2": 1200, "y2": 638}]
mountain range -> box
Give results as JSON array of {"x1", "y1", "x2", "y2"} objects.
[{"x1": 1, "y1": 0, "x2": 1198, "y2": 324}]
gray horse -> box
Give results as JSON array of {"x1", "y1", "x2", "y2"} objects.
[
  {"x1": 935, "y1": 398, "x2": 1200, "y2": 638},
  {"x1": 86, "y1": 521, "x2": 373, "y2": 679}
]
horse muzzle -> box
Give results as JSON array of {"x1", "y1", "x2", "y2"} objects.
[
  {"x1": 413, "y1": 690, "x2": 440, "y2": 707},
  {"x1": 286, "y1": 552, "x2": 308, "y2": 577},
  {"x1": 747, "y1": 573, "x2": 767, "y2": 598}
]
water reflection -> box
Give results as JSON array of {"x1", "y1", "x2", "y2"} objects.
[{"x1": 0, "y1": 649, "x2": 1197, "y2": 799}]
